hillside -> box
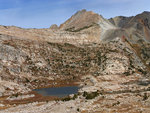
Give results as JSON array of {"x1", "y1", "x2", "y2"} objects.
[{"x1": 0, "y1": 10, "x2": 149, "y2": 113}]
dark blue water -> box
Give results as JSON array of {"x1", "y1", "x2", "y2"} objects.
[{"x1": 33, "y1": 86, "x2": 79, "y2": 98}]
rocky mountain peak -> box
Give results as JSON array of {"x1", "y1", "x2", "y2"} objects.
[
  {"x1": 50, "y1": 24, "x2": 58, "y2": 30},
  {"x1": 141, "y1": 11, "x2": 150, "y2": 15},
  {"x1": 59, "y1": 9, "x2": 102, "y2": 31}
]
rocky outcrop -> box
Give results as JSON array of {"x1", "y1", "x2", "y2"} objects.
[
  {"x1": 109, "y1": 11, "x2": 150, "y2": 43},
  {"x1": 50, "y1": 24, "x2": 58, "y2": 30},
  {"x1": 0, "y1": 10, "x2": 149, "y2": 95},
  {"x1": 0, "y1": 10, "x2": 150, "y2": 113},
  {"x1": 0, "y1": 34, "x2": 148, "y2": 96}
]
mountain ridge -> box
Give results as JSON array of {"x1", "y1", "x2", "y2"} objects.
[
  {"x1": 0, "y1": 10, "x2": 150, "y2": 44},
  {"x1": 0, "y1": 9, "x2": 150, "y2": 113}
]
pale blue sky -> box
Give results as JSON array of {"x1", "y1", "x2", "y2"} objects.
[{"x1": 0, "y1": 0, "x2": 149, "y2": 28}]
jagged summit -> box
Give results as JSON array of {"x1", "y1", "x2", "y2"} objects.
[
  {"x1": 109, "y1": 11, "x2": 150, "y2": 42},
  {"x1": 109, "y1": 11, "x2": 150, "y2": 28},
  {"x1": 50, "y1": 24, "x2": 58, "y2": 30},
  {"x1": 141, "y1": 11, "x2": 150, "y2": 15},
  {"x1": 59, "y1": 9, "x2": 102, "y2": 31},
  {"x1": 59, "y1": 9, "x2": 116, "y2": 42}
]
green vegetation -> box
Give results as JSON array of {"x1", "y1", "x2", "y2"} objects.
[
  {"x1": 112, "y1": 101, "x2": 120, "y2": 106},
  {"x1": 61, "y1": 96, "x2": 72, "y2": 101},
  {"x1": 138, "y1": 69, "x2": 147, "y2": 75},
  {"x1": 83, "y1": 91, "x2": 99, "y2": 100},
  {"x1": 77, "y1": 108, "x2": 80, "y2": 112},
  {"x1": 143, "y1": 93, "x2": 149, "y2": 101},
  {"x1": 25, "y1": 78, "x2": 30, "y2": 82},
  {"x1": 12, "y1": 93, "x2": 19, "y2": 97},
  {"x1": 65, "y1": 24, "x2": 94, "y2": 32},
  {"x1": 61, "y1": 93, "x2": 79, "y2": 101},
  {"x1": 123, "y1": 71, "x2": 130, "y2": 76}
]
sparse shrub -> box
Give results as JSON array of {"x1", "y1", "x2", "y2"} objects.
[
  {"x1": 143, "y1": 93, "x2": 148, "y2": 101},
  {"x1": 138, "y1": 69, "x2": 147, "y2": 75},
  {"x1": 77, "y1": 108, "x2": 80, "y2": 112},
  {"x1": 13, "y1": 93, "x2": 19, "y2": 97},
  {"x1": 61, "y1": 96, "x2": 72, "y2": 101},
  {"x1": 112, "y1": 101, "x2": 120, "y2": 106},
  {"x1": 61, "y1": 93, "x2": 79, "y2": 101},
  {"x1": 72, "y1": 94, "x2": 78, "y2": 100},
  {"x1": 25, "y1": 78, "x2": 30, "y2": 82},
  {"x1": 72, "y1": 76, "x2": 76, "y2": 80},
  {"x1": 46, "y1": 100, "x2": 49, "y2": 103},
  {"x1": 83, "y1": 91, "x2": 99, "y2": 100},
  {"x1": 83, "y1": 91, "x2": 88, "y2": 97},
  {"x1": 123, "y1": 71, "x2": 130, "y2": 76},
  {"x1": 65, "y1": 25, "x2": 94, "y2": 32}
]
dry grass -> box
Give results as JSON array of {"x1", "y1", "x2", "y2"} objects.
[{"x1": 2, "y1": 91, "x2": 58, "y2": 105}]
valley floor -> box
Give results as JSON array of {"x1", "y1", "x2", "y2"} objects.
[{"x1": 0, "y1": 73, "x2": 150, "y2": 113}]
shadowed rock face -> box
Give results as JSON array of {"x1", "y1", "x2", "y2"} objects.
[
  {"x1": 109, "y1": 11, "x2": 150, "y2": 43},
  {"x1": 140, "y1": 18, "x2": 150, "y2": 42},
  {"x1": 109, "y1": 16, "x2": 133, "y2": 28},
  {"x1": 108, "y1": 12, "x2": 150, "y2": 71}
]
